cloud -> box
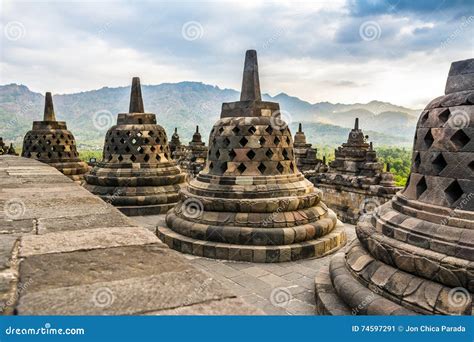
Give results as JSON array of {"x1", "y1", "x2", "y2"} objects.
[{"x1": 0, "y1": 0, "x2": 472, "y2": 108}]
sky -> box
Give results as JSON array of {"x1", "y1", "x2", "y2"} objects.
[{"x1": 0, "y1": 0, "x2": 473, "y2": 108}]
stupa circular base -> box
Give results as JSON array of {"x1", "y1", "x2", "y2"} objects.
[
  {"x1": 117, "y1": 202, "x2": 177, "y2": 216},
  {"x1": 157, "y1": 224, "x2": 347, "y2": 263},
  {"x1": 315, "y1": 239, "x2": 473, "y2": 316}
]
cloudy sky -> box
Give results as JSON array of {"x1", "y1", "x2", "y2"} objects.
[{"x1": 1, "y1": 0, "x2": 472, "y2": 108}]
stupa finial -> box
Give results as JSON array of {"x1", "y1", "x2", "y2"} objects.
[
  {"x1": 129, "y1": 77, "x2": 145, "y2": 113},
  {"x1": 240, "y1": 50, "x2": 261, "y2": 101},
  {"x1": 43, "y1": 92, "x2": 56, "y2": 121},
  {"x1": 196, "y1": 125, "x2": 199, "y2": 133},
  {"x1": 298, "y1": 123, "x2": 302, "y2": 132},
  {"x1": 354, "y1": 117, "x2": 359, "y2": 130}
]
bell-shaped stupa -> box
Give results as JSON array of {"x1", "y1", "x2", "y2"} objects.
[
  {"x1": 158, "y1": 50, "x2": 346, "y2": 262},
  {"x1": 84, "y1": 77, "x2": 186, "y2": 216},
  {"x1": 315, "y1": 58, "x2": 474, "y2": 315},
  {"x1": 21, "y1": 93, "x2": 88, "y2": 181}
]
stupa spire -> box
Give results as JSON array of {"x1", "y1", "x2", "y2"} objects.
[
  {"x1": 129, "y1": 77, "x2": 145, "y2": 113},
  {"x1": 298, "y1": 123, "x2": 302, "y2": 132},
  {"x1": 354, "y1": 117, "x2": 359, "y2": 130},
  {"x1": 240, "y1": 50, "x2": 261, "y2": 101},
  {"x1": 43, "y1": 92, "x2": 56, "y2": 121}
]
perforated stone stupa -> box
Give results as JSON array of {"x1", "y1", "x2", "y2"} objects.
[
  {"x1": 309, "y1": 118, "x2": 401, "y2": 223},
  {"x1": 169, "y1": 127, "x2": 183, "y2": 158},
  {"x1": 0, "y1": 138, "x2": 18, "y2": 156},
  {"x1": 293, "y1": 123, "x2": 326, "y2": 173},
  {"x1": 21, "y1": 93, "x2": 88, "y2": 181},
  {"x1": 84, "y1": 77, "x2": 186, "y2": 216},
  {"x1": 158, "y1": 50, "x2": 346, "y2": 262},
  {"x1": 182, "y1": 126, "x2": 208, "y2": 177},
  {"x1": 315, "y1": 58, "x2": 474, "y2": 315}
]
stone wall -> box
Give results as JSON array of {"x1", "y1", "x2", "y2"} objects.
[
  {"x1": 312, "y1": 182, "x2": 397, "y2": 224},
  {"x1": 0, "y1": 155, "x2": 259, "y2": 315}
]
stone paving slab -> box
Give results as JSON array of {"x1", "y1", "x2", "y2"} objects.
[
  {"x1": 19, "y1": 227, "x2": 159, "y2": 257},
  {"x1": 133, "y1": 214, "x2": 357, "y2": 315},
  {"x1": 0, "y1": 156, "x2": 259, "y2": 315}
]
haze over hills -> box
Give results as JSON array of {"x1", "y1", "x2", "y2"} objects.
[{"x1": 0, "y1": 82, "x2": 420, "y2": 150}]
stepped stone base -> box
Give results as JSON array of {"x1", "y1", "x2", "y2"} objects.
[
  {"x1": 157, "y1": 224, "x2": 347, "y2": 263},
  {"x1": 315, "y1": 240, "x2": 473, "y2": 315},
  {"x1": 115, "y1": 203, "x2": 176, "y2": 216}
]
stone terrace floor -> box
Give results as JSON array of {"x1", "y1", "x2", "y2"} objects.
[{"x1": 132, "y1": 215, "x2": 357, "y2": 315}]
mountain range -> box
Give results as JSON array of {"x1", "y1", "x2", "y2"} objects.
[{"x1": 0, "y1": 82, "x2": 420, "y2": 150}]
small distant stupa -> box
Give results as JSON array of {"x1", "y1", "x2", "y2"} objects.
[
  {"x1": 84, "y1": 77, "x2": 186, "y2": 216},
  {"x1": 21, "y1": 93, "x2": 88, "y2": 181},
  {"x1": 293, "y1": 123, "x2": 326, "y2": 173},
  {"x1": 158, "y1": 50, "x2": 346, "y2": 262},
  {"x1": 308, "y1": 118, "x2": 400, "y2": 223}
]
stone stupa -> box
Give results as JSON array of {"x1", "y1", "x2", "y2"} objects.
[
  {"x1": 84, "y1": 77, "x2": 186, "y2": 216},
  {"x1": 158, "y1": 50, "x2": 347, "y2": 262},
  {"x1": 169, "y1": 127, "x2": 182, "y2": 157},
  {"x1": 185, "y1": 125, "x2": 208, "y2": 176},
  {"x1": 21, "y1": 93, "x2": 88, "y2": 181},
  {"x1": 309, "y1": 118, "x2": 400, "y2": 223},
  {"x1": 293, "y1": 123, "x2": 326, "y2": 173},
  {"x1": 315, "y1": 58, "x2": 474, "y2": 315}
]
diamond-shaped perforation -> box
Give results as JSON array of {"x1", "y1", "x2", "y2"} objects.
[
  {"x1": 416, "y1": 176, "x2": 427, "y2": 199},
  {"x1": 247, "y1": 150, "x2": 256, "y2": 160},
  {"x1": 276, "y1": 162, "x2": 284, "y2": 174},
  {"x1": 282, "y1": 149, "x2": 289, "y2": 160},
  {"x1": 274, "y1": 136, "x2": 280, "y2": 145},
  {"x1": 232, "y1": 126, "x2": 240, "y2": 134},
  {"x1": 445, "y1": 180, "x2": 463, "y2": 205},
  {"x1": 237, "y1": 163, "x2": 247, "y2": 174},
  {"x1": 223, "y1": 137, "x2": 230, "y2": 147},
  {"x1": 248, "y1": 126, "x2": 256, "y2": 135},
  {"x1": 438, "y1": 108, "x2": 450, "y2": 124},
  {"x1": 215, "y1": 150, "x2": 221, "y2": 159},
  {"x1": 414, "y1": 152, "x2": 421, "y2": 170},
  {"x1": 220, "y1": 162, "x2": 228, "y2": 173},
  {"x1": 432, "y1": 153, "x2": 447, "y2": 174},
  {"x1": 266, "y1": 149, "x2": 274, "y2": 159},
  {"x1": 239, "y1": 137, "x2": 248, "y2": 147},
  {"x1": 259, "y1": 137, "x2": 266, "y2": 145},
  {"x1": 421, "y1": 111, "x2": 429, "y2": 124},
  {"x1": 265, "y1": 126, "x2": 273, "y2": 135},
  {"x1": 424, "y1": 129, "x2": 434, "y2": 148},
  {"x1": 229, "y1": 149, "x2": 236, "y2": 159},
  {"x1": 469, "y1": 160, "x2": 474, "y2": 173},
  {"x1": 258, "y1": 163, "x2": 266, "y2": 174},
  {"x1": 450, "y1": 130, "x2": 470, "y2": 149}
]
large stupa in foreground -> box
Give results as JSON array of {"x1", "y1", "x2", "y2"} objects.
[
  {"x1": 158, "y1": 50, "x2": 347, "y2": 262},
  {"x1": 315, "y1": 58, "x2": 474, "y2": 315}
]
